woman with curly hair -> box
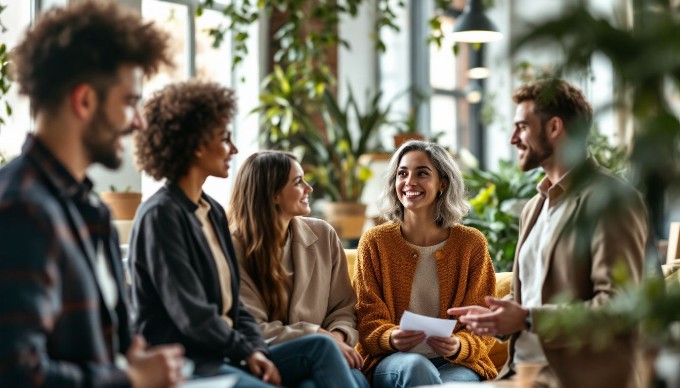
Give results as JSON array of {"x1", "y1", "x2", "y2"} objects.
[
  {"x1": 228, "y1": 151, "x2": 368, "y2": 388},
  {"x1": 353, "y1": 140, "x2": 498, "y2": 386},
  {"x1": 130, "y1": 80, "x2": 358, "y2": 387}
]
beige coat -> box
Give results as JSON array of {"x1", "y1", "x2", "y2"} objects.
[
  {"x1": 502, "y1": 162, "x2": 648, "y2": 388},
  {"x1": 233, "y1": 217, "x2": 358, "y2": 346}
]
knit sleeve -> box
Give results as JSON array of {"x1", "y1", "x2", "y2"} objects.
[
  {"x1": 447, "y1": 232, "x2": 498, "y2": 380},
  {"x1": 353, "y1": 231, "x2": 397, "y2": 356}
]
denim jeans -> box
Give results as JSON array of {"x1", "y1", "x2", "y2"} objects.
[
  {"x1": 372, "y1": 352, "x2": 482, "y2": 388},
  {"x1": 195, "y1": 334, "x2": 367, "y2": 388}
]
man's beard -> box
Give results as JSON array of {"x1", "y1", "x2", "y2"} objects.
[
  {"x1": 521, "y1": 126, "x2": 554, "y2": 171},
  {"x1": 83, "y1": 107, "x2": 124, "y2": 170}
]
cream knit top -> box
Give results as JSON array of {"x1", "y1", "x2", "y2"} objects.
[{"x1": 354, "y1": 222, "x2": 498, "y2": 380}]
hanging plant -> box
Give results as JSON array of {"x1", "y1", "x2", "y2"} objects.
[{"x1": 0, "y1": 4, "x2": 13, "y2": 127}]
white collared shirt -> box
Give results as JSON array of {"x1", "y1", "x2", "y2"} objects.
[{"x1": 514, "y1": 175, "x2": 569, "y2": 365}]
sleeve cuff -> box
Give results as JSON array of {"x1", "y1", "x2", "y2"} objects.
[
  {"x1": 451, "y1": 335, "x2": 470, "y2": 362},
  {"x1": 303, "y1": 323, "x2": 321, "y2": 335},
  {"x1": 379, "y1": 327, "x2": 397, "y2": 352},
  {"x1": 327, "y1": 325, "x2": 359, "y2": 346}
]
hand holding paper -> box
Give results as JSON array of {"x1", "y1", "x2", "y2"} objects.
[{"x1": 399, "y1": 310, "x2": 457, "y2": 338}]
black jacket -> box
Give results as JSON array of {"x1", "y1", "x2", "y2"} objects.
[
  {"x1": 130, "y1": 182, "x2": 266, "y2": 368},
  {"x1": 0, "y1": 136, "x2": 131, "y2": 387}
]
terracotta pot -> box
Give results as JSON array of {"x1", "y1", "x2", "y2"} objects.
[
  {"x1": 323, "y1": 202, "x2": 367, "y2": 240},
  {"x1": 100, "y1": 192, "x2": 142, "y2": 221},
  {"x1": 393, "y1": 133, "x2": 426, "y2": 149}
]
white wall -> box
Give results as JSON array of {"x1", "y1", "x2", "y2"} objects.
[
  {"x1": 338, "y1": 0, "x2": 378, "y2": 108},
  {"x1": 482, "y1": 0, "x2": 513, "y2": 170},
  {"x1": 87, "y1": 0, "x2": 144, "y2": 194}
]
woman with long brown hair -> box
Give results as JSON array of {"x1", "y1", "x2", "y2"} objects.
[
  {"x1": 229, "y1": 151, "x2": 367, "y2": 388},
  {"x1": 130, "y1": 81, "x2": 358, "y2": 388}
]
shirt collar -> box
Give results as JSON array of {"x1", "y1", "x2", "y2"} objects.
[
  {"x1": 195, "y1": 197, "x2": 212, "y2": 218},
  {"x1": 536, "y1": 169, "x2": 574, "y2": 207},
  {"x1": 166, "y1": 180, "x2": 200, "y2": 212},
  {"x1": 24, "y1": 134, "x2": 94, "y2": 202}
]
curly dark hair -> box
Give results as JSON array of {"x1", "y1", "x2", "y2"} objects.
[
  {"x1": 10, "y1": 0, "x2": 171, "y2": 113},
  {"x1": 512, "y1": 78, "x2": 593, "y2": 136},
  {"x1": 136, "y1": 81, "x2": 237, "y2": 181}
]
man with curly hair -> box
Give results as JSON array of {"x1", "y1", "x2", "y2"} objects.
[
  {"x1": 131, "y1": 80, "x2": 364, "y2": 388},
  {"x1": 0, "y1": 1, "x2": 184, "y2": 387}
]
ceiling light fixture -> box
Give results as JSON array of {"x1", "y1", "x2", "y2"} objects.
[
  {"x1": 450, "y1": 0, "x2": 503, "y2": 43},
  {"x1": 467, "y1": 66, "x2": 490, "y2": 79}
]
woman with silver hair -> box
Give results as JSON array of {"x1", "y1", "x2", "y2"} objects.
[{"x1": 353, "y1": 140, "x2": 498, "y2": 386}]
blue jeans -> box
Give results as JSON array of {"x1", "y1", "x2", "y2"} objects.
[
  {"x1": 373, "y1": 353, "x2": 482, "y2": 388},
  {"x1": 194, "y1": 334, "x2": 366, "y2": 388}
]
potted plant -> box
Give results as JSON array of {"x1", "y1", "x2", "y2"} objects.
[
  {"x1": 99, "y1": 185, "x2": 142, "y2": 221},
  {"x1": 463, "y1": 160, "x2": 544, "y2": 272},
  {"x1": 392, "y1": 107, "x2": 425, "y2": 149},
  {"x1": 254, "y1": 67, "x2": 391, "y2": 239},
  {"x1": 301, "y1": 88, "x2": 391, "y2": 239}
]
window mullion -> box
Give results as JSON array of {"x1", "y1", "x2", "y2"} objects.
[{"x1": 187, "y1": 2, "x2": 197, "y2": 78}]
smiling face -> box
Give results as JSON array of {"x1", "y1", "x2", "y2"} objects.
[
  {"x1": 194, "y1": 126, "x2": 238, "y2": 179},
  {"x1": 511, "y1": 100, "x2": 554, "y2": 172},
  {"x1": 396, "y1": 150, "x2": 445, "y2": 216},
  {"x1": 274, "y1": 160, "x2": 313, "y2": 223},
  {"x1": 83, "y1": 65, "x2": 144, "y2": 169}
]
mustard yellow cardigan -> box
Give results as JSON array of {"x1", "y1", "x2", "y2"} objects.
[{"x1": 353, "y1": 222, "x2": 498, "y2": 380}]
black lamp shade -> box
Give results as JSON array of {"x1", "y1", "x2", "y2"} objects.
[{"x1": 451, "y1": 0, "x2": 502, "y2": 43}]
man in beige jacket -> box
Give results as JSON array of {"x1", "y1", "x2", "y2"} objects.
[{"x1": 449, "y1": 78, "x2": 648, "y2": 387}]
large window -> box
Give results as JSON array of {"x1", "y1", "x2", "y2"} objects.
[
  {"x1": 0, "y1": 1, "x2": 35, "y2": 160},
  {"x1": 140, "y1": 0, "x2": 259, "y2": 206},
  {"x1": 429, "y1": 15, "x2": 461, "y2": 151},
  {"x1": 378, "y1": 0, "x2": 473, "y2": 154}
]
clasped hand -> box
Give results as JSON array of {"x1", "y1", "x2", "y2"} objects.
[
  {"x1": 318, "y1": 328, "x2": 364, "y2": 369},
  {"x1": 447, "y1": 296, "x2": 528, "y2": 337},
  {"x1": 246, "y1": 351, "x2": 281, "y2": 386}
]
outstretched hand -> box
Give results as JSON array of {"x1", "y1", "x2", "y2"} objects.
[{"x1": 447, "y1": 296, "x2": 528, "y2": 337}]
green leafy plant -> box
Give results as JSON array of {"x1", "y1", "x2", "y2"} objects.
[
  {"x1": 506, "y1": 2, "x2": 680, "y2": 377},
  {"x1": 197, "y1": 0, "x2": 464, "y2": 150},
  {"x1": 255, "y1": 63, "x2": 329, "y2": 148},
  {"x1": 393, "y1": 107, "x2": 419, "y2": 135},
  {"x1": 0, "y1": 4, "x2": 13, "y2": 126},
  {"x1": 198, "y1": 0, "x2": 458, "y2": 69},
  {"x1": 288, "y1": 86, "x2": 390, "y2": 202},
  {"x1": 463, "y1": 160, "x2": 544, "y2": 272},
  {"x1": 391, "y1": 87, "x2": 428, "y2": 136},
  {"x1": 587, "y1": 124, "x2": 628, "y2": 177},
  {"x1": 513, "y1": 0, "x2": 680, "y2": 221},
  {"x1": 107, "y1": 185, "x2": 134, "y2": 193},
  {"x1": 539, "y1": 272, "x2": 680, "y2": 351}
]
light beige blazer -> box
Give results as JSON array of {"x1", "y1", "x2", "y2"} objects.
[
  {"x1": 502, "y1": 162, "x2": 649, "y2": 388},
  {"x1": 233, "y1": 217, "x2": 358, "y2": 346}
]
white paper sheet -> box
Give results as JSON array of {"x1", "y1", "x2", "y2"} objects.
[
  {"x1": 399, "y1": 310, "x2": 457, "y2": 337},
  {"x1": 180, "y1": 374, "x2": 238, "y2": 388}
]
